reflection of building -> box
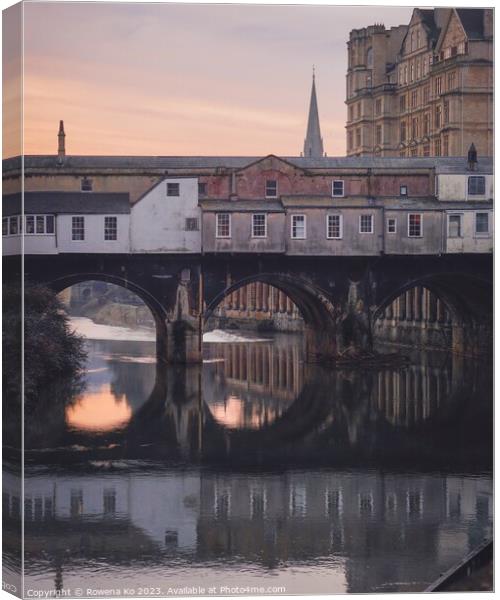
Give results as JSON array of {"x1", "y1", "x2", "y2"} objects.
[
  {"x1": 346, "y1": 9, "x2": 493, "y2": 157},
  {"x1": 212, "y1": 282, "x2": 303, "y2": 332},
  {"x1": 374, "y1": 286, "x2": 453, "y2": 349},
  {"x1": 198, "y1": 470, "x2": 492, "y2": 591},
  {"x1": 374, "y1": 361, "x2": 452, "y2": 427},
  {"x1": 3, "y1": 467, "x2": 491, "y2": 593},
  {"x1": 4, "y1": 470, "x2": 200, "y2": 551},
  {"x1": 203, "y1": 339, "x2": 303, "y2": 430}
]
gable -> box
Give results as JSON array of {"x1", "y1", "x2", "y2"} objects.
[
  {"x1": 435, "y1": 9, "x2": 467, "y2": 53},
  {"x1": 236, "y1": 154, "x2": 307, "y2": 176},
  {"x1": 401, "y1": 9, "x2": 437, "y2": 56}
]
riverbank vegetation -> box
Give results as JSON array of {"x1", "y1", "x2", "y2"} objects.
[{"x1": 3, "y1": 283, "x2": 86, "y2": 429}]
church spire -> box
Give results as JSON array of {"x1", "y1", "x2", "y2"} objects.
[{"x1": 303, "y1": 68, "x2": 324, "y2": 158}]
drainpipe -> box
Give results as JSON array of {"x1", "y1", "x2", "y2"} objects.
[{"x1": 381, "y1": 205, "x2": 386, "y2": 255}]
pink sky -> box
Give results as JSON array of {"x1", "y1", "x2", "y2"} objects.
[{"x1": 5, "y1": 2, "x2": 412, "y2": 158}]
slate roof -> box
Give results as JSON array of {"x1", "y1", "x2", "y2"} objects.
[
  {"x1": 456, "y1": 8, "x2": 486, "y2": 39},
  {"x1": 3, "y1": 192, "x2": 131, "y2": 216},
  {"x1": 199, "y1": 200, "x2": 284, "y2": 212},
  {"x1": 418, "y1": 9, "x2": 441, "y2": 43},
  {"x1": 2, "y1": 155, "x2": 493, "y2": 174}
]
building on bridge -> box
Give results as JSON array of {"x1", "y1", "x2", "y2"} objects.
[
  {"x1": 346, "y1": 8, "x2": 493, "y2": 157},
  {"x1": 2, "y1": 151, "x2": 493, "y2": 257},
  {"x1": 2, "y1": 126, "x2": 493, "y2": 361}
]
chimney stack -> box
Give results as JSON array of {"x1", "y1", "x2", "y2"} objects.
[{"x1": 57, "y1": 120, "x2": 66, "y2": 165}]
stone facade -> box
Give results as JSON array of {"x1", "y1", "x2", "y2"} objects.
[{"x1": 346, "y1": 8, "x2": 493, "y2": 157}]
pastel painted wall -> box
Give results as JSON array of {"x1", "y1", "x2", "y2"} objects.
[
  {"x1": 445, "y1": 210, "x2": 493, "y2": 254},
  {"x1": 131, "y1": 178, "x2": 201, "y2": 253},
  {"x1": 56, "y1": 214, "x2": 130, "y2": 253},
  {"x1": 437, "y1": 174, "x2": 493, "y2": 202}
]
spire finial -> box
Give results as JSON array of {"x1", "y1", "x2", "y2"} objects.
[{"x1": 312, "y1": 64, "x2": 315, "y2": 79}]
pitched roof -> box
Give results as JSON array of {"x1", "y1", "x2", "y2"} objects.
[
  {"x1": 199, "y1": 199, "x2": 283, "y2": 212},
  {"x1": 2, "y1": 155, "x2": 493, "y2": 174},
  {"x1": 417, "y1": 8, "x2": 440, "y2": 41},
  {"x1": 456, "y1": 8, "x2": 486, "y2": 39},
  {"x1": 3, "y1": 192, "x2": 131, "y2": 216}
]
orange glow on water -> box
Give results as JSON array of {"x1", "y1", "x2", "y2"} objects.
[
  {"x1": 66, "y1": 384, "x2": 132, "y2": 432},
  {"x1": 209, "y1": 394, "x2": 285, "y2": 430}
]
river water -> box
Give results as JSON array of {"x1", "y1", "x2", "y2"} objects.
[{"x1": 4, "y1": 319, "x2": 493, "y2": 595}]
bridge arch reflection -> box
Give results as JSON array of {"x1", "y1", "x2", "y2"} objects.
[{"x1": 125, "y1": 340, "x2": 488, "y2": 463}]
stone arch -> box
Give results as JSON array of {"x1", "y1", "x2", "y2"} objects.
[
  {"x1": 373, "y1": 272, "x2": 492, "y2": 356},
  {"x1": 204, "y1": 273, "x2": 339, "y2": 362},
  {"x1": 48, "y1": 272, "x2": 169, "y2": 363}
]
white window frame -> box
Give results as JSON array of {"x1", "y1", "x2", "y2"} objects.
[
  {"x1": 447, "y1": 213, "x2": 463, "y2": 238},
  {"x1": 474, "y1": 212, "x2": 490, "y2": 237},
  {"x1": 71, "y1": 216, "x2": 85, "y2": 241},
  {"x1": 265, "y1": 179, "x2": 278, "y2": 198},
  {"x1": 6, "y1": 215, "x2": 20, "y2": 236},
  {"x1": 408, "y1": 213, "x2": 423, "y2": 238},
  {"x1": 216, "y1": 213, "x2": 231, "y2": 238},
  {"x1": 332, "y1": 180, "x2": 345, "y2": 198},
  {"x1": 251, "y1": 213, "x2": 267, "y2": 238},
  {"x1": 326, "y1": 214, "x2": 343, "y2": 239},
  {"x1": 400, "y1": 185, "x2": 408, "y2": 196},
  {"x1": 387, "y1": 217, "x2": 397, "y2": 234},
  {"x1": 104, "y1": 216, "x2": 118, "y2": 241},
  {"x1": 291, "y1": 214, "x2": 306, "y2": 239},
  {"x1": 359, "y1": 214, "x2": 373, "y2": 234}
]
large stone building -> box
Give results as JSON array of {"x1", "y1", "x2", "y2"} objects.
[{"x1": 346, "y1": 8, "x2": 493, "y2": 157}]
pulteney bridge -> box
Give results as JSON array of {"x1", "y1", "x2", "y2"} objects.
[{"x1": 8, "y1": 250, "x2": 493, "y2": 363}]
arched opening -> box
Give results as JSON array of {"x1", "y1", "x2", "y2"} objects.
[
  {"x1": 207, "y1": 281, "x2": 304, "y2": 334},
  {"x1": 373, "y1": 273, "x2": 493, "y2": 357},
  {"x1": 52, "y1": 277, "x2": 160, "y2": 437},
  {"x1": 50, "y1": 272, "x2": 168, "y2": 363},
  {"x1": 201, "y1": 275, "x2": 338, "y2": 432},
  {"x1": 204, "y1": 273, "x2": 338, "y2": 361},
  {"x1": 373, "y1": 286, "x2": 453, "y2": 351}
]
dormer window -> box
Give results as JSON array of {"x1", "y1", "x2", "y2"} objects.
[
  {"x1": 81, "y1": 178, "x2": 92, "y2": 192},
  {"x1": 266, "y1": 180, "x2": 278, "y2": 198},
  {"x1": 332, "y1": 180, "x2": 345, "y2": 197},
  {"x1": 400, "y1": 185, "x2": 408, "y2": 197}
]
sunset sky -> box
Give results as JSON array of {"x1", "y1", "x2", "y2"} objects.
[{"x1": 6, "y1": 2, "x2": 413, "y2": 158}]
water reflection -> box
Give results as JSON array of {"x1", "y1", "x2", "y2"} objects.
[
  {"x1": 12, "y1": 325, "x2": 492, "y2": 595},
  {"x1": 21, "y1": 331, "x2": 492, "y2": 472},
  {"x1": 3, "y1": 465, "x2": 493, "y2": 594},
  {"x1": 66, "y1": 384, "x2": 132, "y2": 432},
  {"x1": 204, "y1": 336, "x2": 302, "y2": 429}
]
